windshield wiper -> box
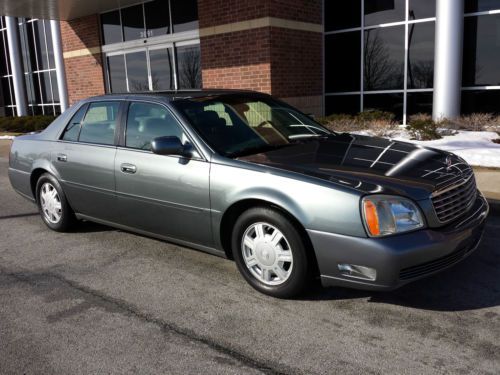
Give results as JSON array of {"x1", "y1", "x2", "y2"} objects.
[{"x1": 288, "y1": 134, "x2": 330, "y2": 141}]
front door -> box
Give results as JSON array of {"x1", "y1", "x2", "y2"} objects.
[{"x1": 114, "y1": 101, "x2": 212, "y2": 246}]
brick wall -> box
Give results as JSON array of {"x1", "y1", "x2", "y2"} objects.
[
  {"x1": 60, "y1": 15, "x2": 105, "y2": 105},
  {"x1": 201, "y1": 28, "x2": 272, "y2": 93},
  {"x1": 198, "y1": 0, "x2": 323, "y2": 114}
]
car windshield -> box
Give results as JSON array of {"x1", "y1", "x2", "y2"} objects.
[{"x1": 172, "y1": 94, "x2": 332, "y2": 157}]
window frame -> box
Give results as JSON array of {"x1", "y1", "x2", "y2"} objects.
[
  {"x1": 118, "y1": 99, "x2": 205, "y2": 161},
  {"x1": 58, "y1": 100, "x2": 126, "y2": 147}
]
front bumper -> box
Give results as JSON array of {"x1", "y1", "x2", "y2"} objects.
[{"x1": 308, "y1": 193, "x2": 489, "y2": 291}]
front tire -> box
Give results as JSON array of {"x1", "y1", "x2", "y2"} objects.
[
  {"x1": 232, "y1": 207, "x2": 310, "y2": 298},
  {"x1": 36, "y1": 173, "x2": 75, "y2": 232}
]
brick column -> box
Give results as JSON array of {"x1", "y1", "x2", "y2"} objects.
[
  {"x1": 198, "y1": 0, "x2": 323, "y2": 115},
  {"x1": 60, "y1": 15, "x2": 106, "y2": 105}
]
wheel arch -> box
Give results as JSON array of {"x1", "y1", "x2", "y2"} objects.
[{"x1": 219, "y1": 198, "x2": 320, "y2": 277}]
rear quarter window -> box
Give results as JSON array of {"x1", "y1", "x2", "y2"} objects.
[{"x1": 78, "y1": 102, "x2": 120, "y2": 145}]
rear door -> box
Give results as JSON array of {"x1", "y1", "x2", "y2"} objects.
[
  {"x1": 53, "y1": 101, "x2": 123, "y2": 222},
  {"x1": 114, "y1": 101, "x2": 212, "y2": 245}
]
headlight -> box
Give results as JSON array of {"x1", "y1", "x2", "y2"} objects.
[{"x1": 361, "y1": 195, "x2": 425, "y2": 237}]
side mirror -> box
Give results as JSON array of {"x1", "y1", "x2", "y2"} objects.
[{"x1": 151, "y1": 136, "x2": 189, "y2": 157}]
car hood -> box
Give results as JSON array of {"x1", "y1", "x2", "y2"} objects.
[{"x1": 237, "y1": 133, "x2": 472, "y2": 200}]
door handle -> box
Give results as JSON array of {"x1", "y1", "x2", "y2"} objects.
[
  {"x1": 57, "y1": 154, "x2": 67, "y2": 162},
  {"x1": 120, "y1": 163, "x2": 137, "y2": 174}
]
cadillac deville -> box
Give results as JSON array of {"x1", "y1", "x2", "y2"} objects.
[{"x1": 8, "y1": 90, "x2": 489, "y2": 297}]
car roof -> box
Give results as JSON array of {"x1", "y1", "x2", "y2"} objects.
[{"x1": 86, "y1": 89, "x2": 267, "y2": 102}]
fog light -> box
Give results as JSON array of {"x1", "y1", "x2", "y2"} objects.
[{"x1": 338, "y1": 264, "x2": 377, "y2": 281}]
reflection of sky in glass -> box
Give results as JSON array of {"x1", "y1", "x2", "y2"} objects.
[{"x1": 126, "y1": 51, "x2": 149, "y2": 92}]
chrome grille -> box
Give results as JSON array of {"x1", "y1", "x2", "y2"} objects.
[{"x1": 431, "y1": 171, "x2": 477, "y2": 223}]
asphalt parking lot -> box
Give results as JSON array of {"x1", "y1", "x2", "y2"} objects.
[{"x1": 0, "y1": 149, "x2": 499, "y2": 374}]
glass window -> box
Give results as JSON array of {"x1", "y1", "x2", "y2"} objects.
[
  {"x1": 407, "y1": 92, "x2": 433, "y2": 116},
  {"x1": 33, "y1": 21, "x2": 49, "y2": 71},
  {"x1": 122, "y1": 4, "x2": 145, "y2": 42},
  {"x1": 1, "y1": 77, "x2": 13, "y2": 106},
  {"x1": 150, "y1": 48, "x2": 175, "y2": 90},
  {"x1": 51, "y1": 71, "x2": 59, "y2": 102},
  {"x1": 79, "y1": 102, "x2": 120, "y2": 145},
  {"x1": 101, "y1": 10, "x2": 122, "y2": 45},
  {"x1": 107, "y1": 55, "x2": 127, "y2": 93},
  {"x1": 39, "y1": 71, "x2": 52, "y2": 103},
  {"x1": 62, "y1": 104, "x2": 87, "y2": 142},
  {"x1": 364, "y1": 93, "x2": 404, "y2": 120},
  {"x1": 44, "y1": 21, "x2": 55, "y2": 69},
  {"x1": 364, "y1": 26, "x2": 405, "y2": 90},
  {"x1": 173, "y1": 95, "x2": 331, "y2": 157},
  {"x1": 171, "y1": 0, "x2": 199, "y2": 33},
  {"x1": 126, "y1": 51, "x2": 149, "y2": 92},
  {"x1": 145, "y1": 0, "x2": 170, "y2": 37},
  {"x1": 325, "y1": 95, "x2": 361, "y2": 115},
  {"x1": 325, "y1": 0, "x2": 361, "y2": 32},
  {"x1": 461, "y1": 90, "x2": 500, "y2": 113},
  {"x1": 176, "y1": 45, "x2": 202, "y2": 89},
  {"x1": 465, "y1": 0, "x2": 500, "y2": 13},
  {"x1": 463, "y1": 14, "x2": 500, "y2": 86},
  {"x1": 325, "y1": 31, "x2": 361, "y2": 92},
  {"x1": 364, "y1": 0, "x2": 406, "y2": 26},
  {"x1": 126, "y1": 102, "x2": 183, "y2": 150},
  {"x1": 408, "y1": 0, "x2": 436, "y2": 19},
  {"x1": 408, "y1": 22, "x2": 435, "y2": 89},
  {"x1": 0, "y1": 31, "x2": 8, "y2": 76}
]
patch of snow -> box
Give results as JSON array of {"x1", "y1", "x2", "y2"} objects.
[{"x1": 0, "y1": 135, "x2": 15, "y2": 140}]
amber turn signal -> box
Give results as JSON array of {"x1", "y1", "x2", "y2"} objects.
[{"x1": 363, "y1": 199, "x2": 380, "y2": 236}]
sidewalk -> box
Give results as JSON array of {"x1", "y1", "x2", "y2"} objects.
[{"x1": 0, "y1": 139, "x2": 499, "y2": 208}]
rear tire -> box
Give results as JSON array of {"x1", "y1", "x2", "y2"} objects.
[
  {"x1": 35, "y1": 173, "x2": 75, "y2": 232},
  {"x1": 231, "y1": 207, "x2": 310, "y2": 298}
]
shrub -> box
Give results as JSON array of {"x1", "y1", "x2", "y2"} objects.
[
  {"x1": 407, "y1": 114, "x2": 441, "y2": 140},
  {"x1": 357, "y1": 110, "x2": 395, "y2": 123},
  {"x1": 450, "y1": 113, "x2": 500, "y2": 131},
  {"x1": 316, "y1": 113, "x2": 362, "y2": 133},
  {"x1": 0, "y1": 115, "x2": 56, "y2": 133},
  {"x1": 316, "y1": 110, "x2": 397, "y2": 136}
]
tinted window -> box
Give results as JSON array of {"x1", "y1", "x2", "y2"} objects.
[
  {"x1": 465, "y1": 0, "x2": 500, "y2": 13},
  {"x1": 126, "y1": 51, "x2": 149, "y2": 91},
  {"x1": 176, "y1": 45, "x2": 202, "y2": 89},
  {"x1": 364, "y1": 0, "x2": 406, "y2": 26},
  {"x1": 107, "y1": 55, "x2": 127, "y2": 93},
  {"x1": 407, "y1": 92, "x2": 433, "y2": 116},
  {"x1": 150, "y1": 48, "x2": 175, "y2": 90},
  {"x1": 463, "y1": 14, "x2": 500, "y2": 86},
  {"x1": 101, "y1": 10, "x2": 122, "y2": 45},
  {"x1": 364, "y1": 26, "x2": 405, "y2": 90},
  {"x1": 325, "y1": 0, "x2": 361, "y2": 31},
  {"x1": 126, "y1": 102, "x2": 183, "y2": 150},
  {"x1": 79, "y1": 102, "x2": 120, "y2": 145},
  {"x1": 408, "y1": 22, "x2": 435, "y2": 89},
  {"x1": 364, "y1": 93, "x2": 404, "y2": 120},
  {"x1": 171, "y1": 0, "x2": 199, "y2": 33},
  {"x1": 409, "y1": 0, "x2": 436, "y2": 19},
  {"x1": 33, "y1": 21, "x2": 49, "y2": 70},
  {"x1": 325, "y1": 95, "x2": 361, "y2": 115},
  {"x1": 461, "y1": 90, "x2": 500, "y2": 114},
  {"x1": 122, "y1": 4, "x2": 145, "y2": 42},
  {"x1": 145, "y1": 0, "x2": 170, "y2": 37},
  {"x1": 325, "y1": 31, "x2": 361, "y2": 92},
  {"x1": 62, "y1": 105, "x2": 87, "y2": 142}
]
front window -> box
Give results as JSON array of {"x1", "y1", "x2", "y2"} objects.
[{"x1": 173, "y1": 95, "x2": 331, "y2": 157}]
